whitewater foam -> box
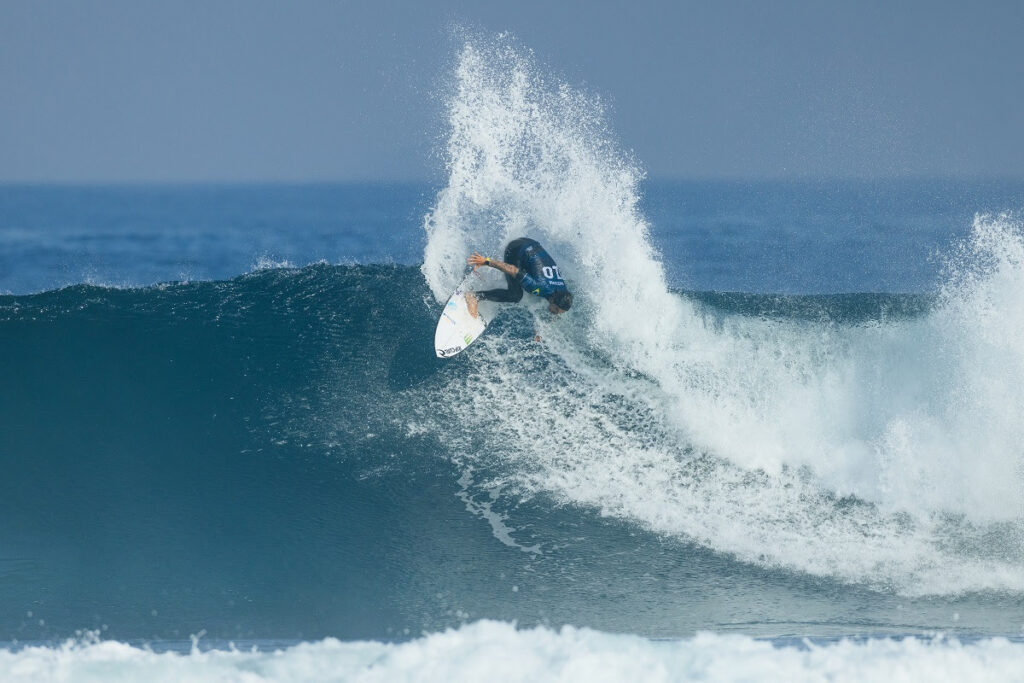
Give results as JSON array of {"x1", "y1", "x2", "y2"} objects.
[
  {"x1": 2, "y1": 622, "x2": 1022, "y2": 683},
  {"x1": 420, "y1": 34, "x2": 1024, "y2": 595}
]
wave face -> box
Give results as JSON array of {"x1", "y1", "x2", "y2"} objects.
[
  {"x1": 3, "y1": 263, "x2": 1023, "y2": 642},
  {"x1": 421, "y1": 35, "x2": 1024, "y2": 596}
]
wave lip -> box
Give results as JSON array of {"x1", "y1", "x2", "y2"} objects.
[{"x1": 2, "y1": 622, "x2": 1022, "y2": 683}]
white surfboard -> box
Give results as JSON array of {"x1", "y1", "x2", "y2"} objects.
[{"x1": 434, "y1": 268, "x2": 503, "y2": 358}]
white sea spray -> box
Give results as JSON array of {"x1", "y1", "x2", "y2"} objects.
[{"x1": 419, "y1": 34, "x2": 1024, "y2": 595}]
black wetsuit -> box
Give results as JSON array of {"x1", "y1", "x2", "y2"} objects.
[{"x1": 476, "y1": 238, "x2": 569, "y2": 303}]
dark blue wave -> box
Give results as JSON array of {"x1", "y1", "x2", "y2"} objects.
[
  {"x1": 0, "y1": 265, "x2": 449, "y2": 641},
  {"x1": 4, "y1": 266, "x2": 1011, "y2": 643}
]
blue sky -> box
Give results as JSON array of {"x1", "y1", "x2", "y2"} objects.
[{"x1": 1, "y1": 0, "x2": 1021, "y2": 182}]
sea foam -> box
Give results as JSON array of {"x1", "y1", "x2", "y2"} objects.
[{"x1": 2, "y1": 621, "x2": 1021, "y2": 683}]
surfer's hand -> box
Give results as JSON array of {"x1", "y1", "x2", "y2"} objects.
[{"x1": 467, "y1": 252, "x2": 487, "y2": 269}]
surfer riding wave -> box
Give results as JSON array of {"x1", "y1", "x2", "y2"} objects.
[{"x1": 466, "y1": 238, "x2": 573, "y2": 318}]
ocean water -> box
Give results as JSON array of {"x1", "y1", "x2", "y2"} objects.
[{"x1": 3, "y1": 35, "x2": 1024, "y2": 681}]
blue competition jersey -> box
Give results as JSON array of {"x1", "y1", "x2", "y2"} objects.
[{"x1": 513, "y1": 240, "x2": 569, "y2": 298}]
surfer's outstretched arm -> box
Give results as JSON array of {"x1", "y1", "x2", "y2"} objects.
[{"x1": 468, "y1": 252, "x2": 519, "y2": 278}]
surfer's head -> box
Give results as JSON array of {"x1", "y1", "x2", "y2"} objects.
[{"x1": 548, "y1": 291, "x2": 573, "y2": 314}]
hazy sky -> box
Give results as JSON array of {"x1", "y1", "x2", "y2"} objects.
[{"x1": 2, "y1": 0, "x2": 1021, "y2": 182}]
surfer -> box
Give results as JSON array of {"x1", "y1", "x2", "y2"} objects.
[{"x1": 465, "y1": 238, "x2": 573, "y2": 318}]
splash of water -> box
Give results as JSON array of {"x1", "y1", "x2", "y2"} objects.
[{"x1": 420, "y1": 34, "x2": 1024, "y2": 595}]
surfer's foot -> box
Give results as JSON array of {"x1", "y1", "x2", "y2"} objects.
[{"x1": 465, "y1": 292, "x2": 479, "y2": 318}]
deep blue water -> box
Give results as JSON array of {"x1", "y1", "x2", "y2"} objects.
[
  {"x1": 642, "y1": 178, "x2": 1024, "y2": 293},
  {"x1": 2, "y1": 181, "x2": 1024, "y2": 649},
  {"x1": 3, "y1": 180, "x2": 1022, "y2": 296}
]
